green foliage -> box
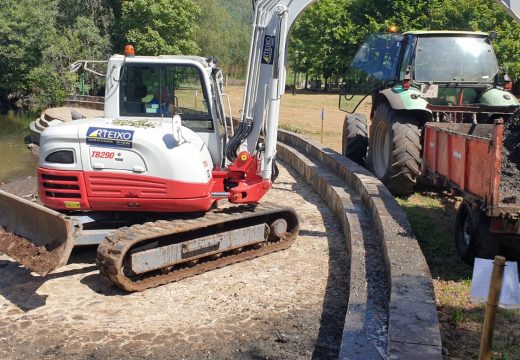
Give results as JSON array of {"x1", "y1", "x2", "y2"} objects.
[
  {"x1": 57, "y1": 0, "x2": 115, "y2": 36},
  {"x1": 27, "y1": 65, "x2": 69, "y2": 111},
  {"x1": 28, "y1": 16, "x2": 110, "y2": 110},
  {"x1": 451, "y1": 309, "x2": 464, "y2": 324},
  {"x1": 290, "y1": 0, "x2": 354, "y2": 83},
  {"x1": 0, "y1": 0, "x2": 59, "y2": 104},
  {"x1": 194, "y1": 0, "x2": 252, "y2": 77},
  {"x1": 120, "y1": 0, "x2": 200, "y2": 56},
  {"x1": 0, "y1": 0, "x2": 111, "y2": 111}
]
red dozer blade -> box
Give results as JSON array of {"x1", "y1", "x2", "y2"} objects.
[{"x1": 0, "y1": 190, "x2": 79, "y2": 275}]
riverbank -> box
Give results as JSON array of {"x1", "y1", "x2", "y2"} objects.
[{"x1": 0, "y1": 113, "x2": 37, "y2": 183}]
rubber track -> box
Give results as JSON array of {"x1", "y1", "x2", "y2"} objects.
[{"x1": 96, "y1": 203, "x2": 299, "y2": 292}]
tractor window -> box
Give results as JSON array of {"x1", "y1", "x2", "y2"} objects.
[
  {"x1": 120, "y1": 64, "x2": 213, "y2": 131},
  {"x1": 414, "y1": 36, "x2": 499, "y2": 83},
  {"x1": 351, "y1": 33, "x2": 403, "y2": 81},
  {"x1": 339, "y1": 33, "x2": 403, "y2": 113}
]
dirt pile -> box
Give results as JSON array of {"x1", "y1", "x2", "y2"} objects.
[
  {"x1": 0, "y1": 227, "x2": 59, "y2": 274},
  {"x1": 500, "y1": 112, "x2": 520, "y2": 205}
]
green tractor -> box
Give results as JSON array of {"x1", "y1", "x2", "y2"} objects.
[{"x1": 340, "y1": 31, "x2": 518, "y2": 196}]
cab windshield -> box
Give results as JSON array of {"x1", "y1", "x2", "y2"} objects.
[
  {"x1": 120, "y1": 64, "x2": 213, "y2": 131},
  {"x1": 414, "y1": 36, "x2": 499, "y2": 83}
]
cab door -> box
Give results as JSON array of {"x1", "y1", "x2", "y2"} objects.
[{"x1": 340, "y1": 33, "x2": 404, "y2": 113}]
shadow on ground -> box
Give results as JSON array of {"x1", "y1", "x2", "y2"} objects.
[
  {"x1": 282, "y1": 163, "x2": 351, "y2": 359},
  {"x1": 0, "y1": 247, "x2": 108, "y2": 311}
]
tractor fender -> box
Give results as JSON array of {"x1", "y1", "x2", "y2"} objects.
[
  {"x1": 377, "y1": 87, "x2": 430, "y2": 112},
  {"x1": 478, "y1": 88, "x2": 519, "y2": 106}
]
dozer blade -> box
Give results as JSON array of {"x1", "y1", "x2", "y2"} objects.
[{"x1": 0, "y1": 190, "x2": 80, "y2": 275}]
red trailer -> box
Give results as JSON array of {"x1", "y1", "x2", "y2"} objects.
[{"x1": 422, "y1": 118, "x2": 520, "y2": 263}]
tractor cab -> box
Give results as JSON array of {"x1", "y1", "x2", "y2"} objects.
[{"x1": 340, "y1": 31, "x2": 515, "y2": 115}]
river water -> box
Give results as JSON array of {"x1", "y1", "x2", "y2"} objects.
[{"x1": 0, "y1": 113, "x2": 38, "y2": 183}]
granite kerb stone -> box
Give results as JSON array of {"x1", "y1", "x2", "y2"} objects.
[{"x1": 277, "y1": 129, "x2": 442, "y2": 359}]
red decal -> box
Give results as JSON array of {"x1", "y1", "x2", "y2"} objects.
[{"x1": 91, "y1": 151, "x2": 115, "y2": 159}]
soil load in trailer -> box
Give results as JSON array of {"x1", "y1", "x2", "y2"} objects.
[
  {"x1": 500, "y1": 111, "x2": 520, "y2": 205},
  {"x1": 423, "y1": 118, "x2": 520, "y2": 215}
]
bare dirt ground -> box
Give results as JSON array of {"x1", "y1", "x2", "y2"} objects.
[{"x1": 0, "y1": 164, "x2": 349, "y2": 360}]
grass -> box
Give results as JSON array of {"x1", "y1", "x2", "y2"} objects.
[
  {"x1": 224, "y1": 85, "x2": 357, "y2": 152},
  {"x1": 224, "y1": 85, "x2": 520, "y2": 360},
  {"x1": 397, "y1": 189, "x2": 520, "y2": 360}
]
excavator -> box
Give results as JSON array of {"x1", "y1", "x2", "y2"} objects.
[
  {"x1": 0, "y1": 0, "x2": 318, "y2": 292},
  {"x1": 1, "y1": 0, "x2": 519, "y2": 291}
]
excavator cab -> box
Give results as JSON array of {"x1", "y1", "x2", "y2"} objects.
[
  {"x1": 120, "y1": 64, "x2": 214, "y2": 132},
  {"x1": 105, "y1": 57, "x2": 233, "y2": 168}
]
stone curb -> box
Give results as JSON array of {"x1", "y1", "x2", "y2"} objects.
[
  {"x1": 277, "y1": 129, "x2": 443, "y2": 359},
  {"x1": 277, "y1": 141, "x2": 384, "y2": 359}
]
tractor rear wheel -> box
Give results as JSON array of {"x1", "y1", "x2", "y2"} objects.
[
  {"x1": 454, "y1": 201, "x2": 500, "y2": 265},
  {"x1": 342, "y1": 113, "x2": 368, "y2": 165},
  {"x1": 367, "y1": 103, "x2": 421, "y2": 196}
]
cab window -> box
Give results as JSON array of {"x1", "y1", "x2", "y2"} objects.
[{"x1": 120, "y1": 64, "x2": 213, "y2": 131}]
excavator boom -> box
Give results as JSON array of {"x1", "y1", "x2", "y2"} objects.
[{"x1": 496, "y1": 0, "x2": 520, "y2": 22}]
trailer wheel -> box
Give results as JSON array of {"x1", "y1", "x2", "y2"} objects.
[
  {"x1": 454, "y1": 201, "x2": 499, "y2": 265},
  {"x1": 342, "y1": 113, "x2": 368, "y2": 165},
  {"x1": 367, "y1": 103, "x2": 421, "y2": 196}
]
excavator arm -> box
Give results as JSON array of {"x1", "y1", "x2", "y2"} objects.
[
  {"x1": 227, "y1": 0, "x2": 317, "y2": 181},
  {"x1": 496, "y1": 0, "x2": 520, "y2": 22}
]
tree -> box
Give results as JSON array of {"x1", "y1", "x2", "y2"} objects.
[
  {"x1": 194, "y1": 0, "x2": 252, "y2": 78},
  {"x1": 28, "y1": 16, "x2": 111, "y2": 109},
  {"x1": 119, "y1": 0, "x2": 200, "y2": 56},
  {"x1": 57, "y1": 0, "x2": 115, "y2": 37},
  {"x1": 0, "y1": 0, "x2": 59, "y2": 109},
  {"x1": 289, "y1": 0, "x2": 355, "y2": 89}
]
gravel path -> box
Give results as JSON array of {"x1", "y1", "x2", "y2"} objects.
[{"x1": 0, "y1": 164, "x2": 349, "y2": 360}]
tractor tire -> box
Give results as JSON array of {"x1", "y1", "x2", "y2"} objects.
[
  {"x1": 454, "y1": 201, "x2": 500, "y2": 265},
  {"x1": 367, "y1": 103, "x2": 421, "y2": 196},
  {"x1": 342, "y1": 113, "x2": 368, "y2": 165}
]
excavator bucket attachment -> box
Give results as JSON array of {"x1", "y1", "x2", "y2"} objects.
[{"x1": 0, "y1": 190, "x2": 79, "y2": 275}]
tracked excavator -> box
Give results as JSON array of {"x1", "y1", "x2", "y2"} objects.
[{"x1": 0, "y1": 0, "x2": 320, "y2": 292}]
